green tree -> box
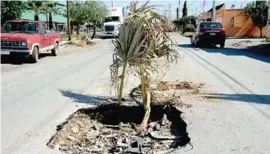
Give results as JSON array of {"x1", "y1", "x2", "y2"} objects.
[
  {"x1": 182, "y1": 1, "x2": 187, "y2": 17},
  {"x1": 84, "y1": 0, "x2": 107, "y2": 39},
  {"x1": 245, "y1": 0, "x2": 268, "y2": 38},
  {"x1": 69, "y1": 1, "x2": 86, "y2": 35},
  {"x1": 1, "y1": 1, "x2": 26, "y2": 25},
  {"x1": 43, "y1": 1, "x2": 63, "y2": 30},
  {"x1": 26, "y1": 1, "x2": 44, "y2": 21},
  {"x1": 173, "y1": 15, "x2": 195, "y2": 33}
]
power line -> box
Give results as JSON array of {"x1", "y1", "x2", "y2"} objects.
[
  {"x1": 164, "y1": 10, "x2": 168, "y2": 18},
  {"x1": 186, "y1": 0, "x2": 197, "y2": 16}
]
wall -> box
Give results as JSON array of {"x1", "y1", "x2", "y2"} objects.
[
  {"x1": 200, "y1": 6, "x2": 267, "y2": 37},
  {"x1": 223, "y1": 9, "x2": 266, "y2": 37},
  {"x1": 22, "y1": 11, "x2": 66, "y2": 24}
]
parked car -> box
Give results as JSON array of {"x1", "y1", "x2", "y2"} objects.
[
  {"x1": 1, "y1": 19, "x2": 62, "y2": 63},
  {"x1": 190, "y1": 21, "x2": 226, "y2": 48}
]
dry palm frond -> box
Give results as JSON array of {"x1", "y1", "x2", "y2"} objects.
[
  {"x1": 125, "y1": 1, "x2": 179, "y2": 67},
  {"x1": 110, "y1": 1, "x2": 179, "y2": 105}
]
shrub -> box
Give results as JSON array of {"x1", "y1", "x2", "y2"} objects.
[
  {"x1": 183, "y1": 24, "x2": 195, "y2": 33},
  {"x1": 73, "y1": 34, "x2": 87, "y2": 40},
  {"x1": 173, "y1": 16, "x2": 196, "y2": 32},
  {"x1": 183, "y1": 32, "x2": 193, "y2": 38}
]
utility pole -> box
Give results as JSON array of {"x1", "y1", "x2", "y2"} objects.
[
  {"x1": 164, "y1": 10, "x2": 168, "y2": 18},
  {"x1": 212, "y1": 0, "x2": 216, "y2": 22},
  {"x1": 267, "y1": 0, "x2": 270, "y2": 37},
  {"x1": 66, "y1": 0, "x2": 71, "y2": 41},
  {"x1": 177, "y1": 0, "x2": 181, "y2": 19},
  {"x1": 203, "y1": 0, "x2": 205, "y2": 13},
  {"x1": 168, "y1": 4, "x2": 172, "y2": 19},
  {"x1": 111, "y1": 0, "x2": 114, "y2": 7},
  {"x1": 176, "y1": 8, "x2": 179, "y2": 19}
]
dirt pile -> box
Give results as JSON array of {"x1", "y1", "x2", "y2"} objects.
[{"x1": 47, "y1": 104, "x2": 190, "y2": 154}]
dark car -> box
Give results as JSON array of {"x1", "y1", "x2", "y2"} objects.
[{"x1": 190, "y1": 22, "x2": 226, "y2": 48}]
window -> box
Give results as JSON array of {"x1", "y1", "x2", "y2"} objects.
[
  {"x1": 40, "y1": 24, "x2": 46, "y2": 34},
  {"x1": 105, "y1": 16, "x2": 120, "y2": 22},
  {"x1": 200, "y1": 22, "x2": 222, "y2": 28},
  {"x1": 2, "y1": 22, "x2": 38, "y2": 34},
  {"x1": 230, "y1": 17, "x2": 234, "y2": 28}
]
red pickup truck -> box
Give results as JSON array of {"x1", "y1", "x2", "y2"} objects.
[{"x1": 1, "y1": 19, "x2": 62, "y2": 63}]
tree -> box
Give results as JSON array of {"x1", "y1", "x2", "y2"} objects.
[
  {"x1": 182, "y1": 1, "x2": 187, "y2": 17},
  {"x1": 173, "y1": 15, "x2": 196, "y2": 33},
  {"x1": 84, "y1": 0, "x2": 107, "y2": 39},
  {"x1": 1, "y1": 1, "x2": 26, "y2": 25},
  {"x1": 69, "y1": 1, "x2": 86, "y2": 35},
  {"x1": 43, "y1": 1, "x2": 63, "y2": 30},
  {"x1": 26, "y1": 1, "x2": 44, "y2": 21},
  {"x1": 245, "y1": 0, "x2": 268, "y2": 38},
  {"x1": 111, "y1": 1, "x2": 178, "y2": 130}
]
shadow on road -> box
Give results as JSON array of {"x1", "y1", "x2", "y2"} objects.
[
  {"x1": 179, "y1": 43, "x2": 270, "y2": 64},
  {"x1": 59, "y1": 90, "x2": 137, "y2": 105},
  {"x1": 202, "y1": 93, "x2": 270, "y2": 105},
  {"x1": 1, "y1": 53, "x2": 52, "y2": 65}
]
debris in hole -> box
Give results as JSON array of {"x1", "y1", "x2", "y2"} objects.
[{"x1": 47, "y1": 104, "x2": 190, "y2": 154}]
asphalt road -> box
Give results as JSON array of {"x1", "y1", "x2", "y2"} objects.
[
  {"x1": 1, "y1": 39, "x2": 113, "y2": 154},
  {"x1": 171, "y1": 35, "x2": 270, "y2": 154},
  {"x1": 1, "y1": 35, "x2": 270, "y2": 154}
]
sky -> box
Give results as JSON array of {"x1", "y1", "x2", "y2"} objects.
[
  {"x1": 57, "y1": 0, "x2": 255, "y2": 19},
  {"x1": 101, "y1": 0, "x2": 254, "y2": 19}
]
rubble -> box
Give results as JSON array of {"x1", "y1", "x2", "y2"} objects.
[{"x1": 47, "y1": 104, "x2": 190, "y2": 154}]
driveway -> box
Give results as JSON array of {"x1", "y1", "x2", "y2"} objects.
[{"x1": 1, "y1": 39, "x2": 113, "y2": 154}]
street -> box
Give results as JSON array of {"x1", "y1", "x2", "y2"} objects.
[
  {"x1": 171, "y1": 35, "x2": 270, "y2": 154},
  {"x1": 1, "y1": 39, "x2": 113, "y2": 154},
  {"x1": 1, "y1": 35, "x2": 270, "y2": 154}
]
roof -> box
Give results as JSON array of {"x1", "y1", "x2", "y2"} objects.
[
  {"x1": 207, "y1": 3, "x2": 225, "y2": 12},
  {"x1": 225, "y1": 8, "x2": 244, "y2": 11},
  {"x1": 199, "y1": 21, "x2": 222, "y2": 24},
  {"x1": 6, "y1": 19, "x2": 43, "y2": 23}
]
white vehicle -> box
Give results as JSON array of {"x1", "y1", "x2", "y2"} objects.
[{"x1": 101, "y1": 7, "x2": 126, "y2": 37}]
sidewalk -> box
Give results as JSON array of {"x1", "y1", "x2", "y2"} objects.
[{"x1": 226, "y1": 38, "x2": 270, "y2": 56}]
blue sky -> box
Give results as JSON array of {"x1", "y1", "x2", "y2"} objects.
[{"x1": 58, "y1": 0, "x2": 254, "y2": 19}]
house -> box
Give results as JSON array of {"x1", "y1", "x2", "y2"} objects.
[
  {"x1": 21, "y1": 5, "x2": 66, "y2": 31},
  {"x1": 198, "y1": 3, "x2": 267, "y2": 37}
]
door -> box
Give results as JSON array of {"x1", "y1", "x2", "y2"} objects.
[{"x1": 40, "y1": 23, "x2": 49, "y2": 48}]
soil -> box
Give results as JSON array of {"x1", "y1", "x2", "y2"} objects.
[
  {"x1": 47, "y1": 104, "x2": 190, "y2": 154},
  {"x1": 149, "y1": 81, "x2": 220, "y2": 105}
]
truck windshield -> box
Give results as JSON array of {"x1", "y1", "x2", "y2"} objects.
[
  {"x1": 105, "y1": 16, "x2": 120, "y2": 22},
  {"x1": 2, "y1": 22, "x2": 38, "y2": 34}
]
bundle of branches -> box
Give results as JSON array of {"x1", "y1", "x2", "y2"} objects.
[{"x1": 110, "y1": 1, "x2": 179, "y2": 130}]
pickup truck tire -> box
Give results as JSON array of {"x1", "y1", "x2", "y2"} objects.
[
  {"x1": 51, "y1": 42, "x2": 59, "y2": 56},
  {"x1": 30, "y1": 46, "x2": 39, "y2": 63}
]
